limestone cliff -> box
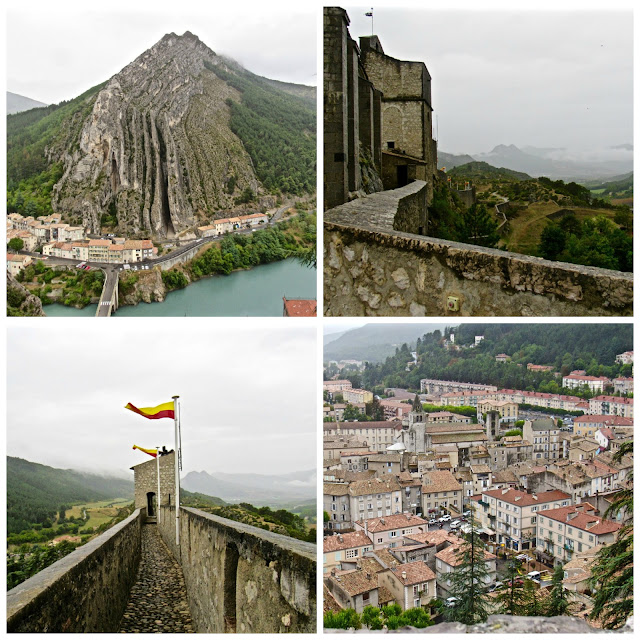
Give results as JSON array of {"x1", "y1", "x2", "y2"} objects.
[
  {"x1": 118, "y1": 269, "x2": 169, "y2": 305},
  {"x1": 52, "y1": 33, "x2": 267, "y2": 237},
  {"x1": 6, "y1": 272, "x2": 46, "y2": 316}
]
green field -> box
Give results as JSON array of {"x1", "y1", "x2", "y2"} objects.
[
  {"x1": 66, "y1": 498, "x2": 132, "y2": 530},
  {"x1": 502, "y1": 203, "x2": 619, "y2": 257}
]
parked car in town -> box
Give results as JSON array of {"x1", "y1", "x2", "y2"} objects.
[
  {"x1": 450, "y1": 520, "x2": 461, "y2": 530},
  {"x1": 428, "y1": 518, "x2": 437, "y2": 525},
  {"x1": 445, "y1": 597, "x2": 459, "y2": 608},
  {"x1": 438, "y1": 514, "x2": 451, "y2": 522}
]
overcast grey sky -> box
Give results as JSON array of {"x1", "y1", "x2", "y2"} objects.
[
  {"x1": 6, "y1": 0, "x2": 317, "y2": 105},
  {"x1": 344, "y1": 5, "x2": 633, "y2": 156},
  {"x1": 7, "y1": 322, "x2": 316, "y2": 477}
]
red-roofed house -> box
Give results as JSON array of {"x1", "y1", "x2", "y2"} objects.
[
  {"x1": 562, "y1": 374, "x2": 611, "y2": 393},
  {"x1": 536, "y1": 503, "x2": 621, "y2": 562},
  {"x1": 378, "y1": 561, "x2": 437, "y2": 611},
  {"x1": 588, "y1": 396, "x2": 633, "y2": 419},
  {"x1": 354, "y1": 513, "x2": 428, "y2": 549},
  {"x1": 323, "y1": 531, "x2": 373, "y2": 573},
  {"x1": 573, "y1": 414, "x2": 633, "y2": 438},
  {"x1": 477, "y1": 488, "x2": 571, "y2": 551},
  {"x1": 282, "y1": 297, "x2": 317, "y2": 317}
]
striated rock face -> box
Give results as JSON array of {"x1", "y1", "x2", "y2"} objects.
[
  {"x1": 118, "y1": 269, "x2": 169, "y2": 306},
  {"x1": 6, "y1": 272, "x2": 46, "y2": 316},
  {"x1": 52, "y1": 32, "x2": 260, "y2": 238}
]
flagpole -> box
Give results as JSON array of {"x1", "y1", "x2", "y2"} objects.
[
  {"x1": 156, "y1": 446, "x2": 161, "y2": 524},
  {"x1": 173, "y1": 395, "x2": 180, "y2": 546}
]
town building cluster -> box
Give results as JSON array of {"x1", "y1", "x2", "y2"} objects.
[
  {"x1": 6, "y1": 212, "x2": 157, "y2": 269},
  {"x1": 197, "y1": 212, "x2": 268, "y2": 237},
  {"x1": 323, "y1": 364, "x2": 633, "y2": 625}
]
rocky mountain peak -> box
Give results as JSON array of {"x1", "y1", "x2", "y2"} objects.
[{"x1": 51, "y1": 32, "x2": 261, "y2": 238}]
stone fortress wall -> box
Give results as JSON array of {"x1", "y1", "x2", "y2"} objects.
[
  {"x1": 323, "y1": 7, "x2": 633, "y2": 317},
  {"x1": 7, "y1": 453, "x2": 317, "y2": 633},
  {"x1": 324, "y1": 183, "x2": 633, "y2": 316},
  {"x1": 158, "y1": 505, "x2": 317, "y2": 633},
  {"x1": 7, "y1": 509, "x2": 143, "y2": 632}
]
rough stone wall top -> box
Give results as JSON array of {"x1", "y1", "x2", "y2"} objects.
[{"x1": 323, "y1": 212, "x2": 633, "y2": 317}]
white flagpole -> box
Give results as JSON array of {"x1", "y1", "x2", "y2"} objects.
[
  {"x1": 173, "y1": 395, "x2": 180, "y2": 546},
  {"x1": 156, "y1": 446, "x2": 161, "y2": 524}
]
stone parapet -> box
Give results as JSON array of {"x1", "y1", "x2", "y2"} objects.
[
  {"x1": 324, "y1": 205, "x2": 633, "y2": 316},
  {"x1": 6, "y1": 509, "x2": 143, "y2": 632},
  {"x1": 159, "y1": 505, "x2": 316, "y2": 633}
]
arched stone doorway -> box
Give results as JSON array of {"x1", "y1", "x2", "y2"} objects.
[{"x1": 146, "y1": 491, "x2": 157, "y2": 517}]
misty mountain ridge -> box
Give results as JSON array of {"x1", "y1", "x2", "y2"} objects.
[
  {"x1": 439, "y1": 142, "x2": 632, "y2": 181},
  {"x1": 324, "y1": 323, "x2": 452, "y2": 363},
  {"x1": 181, "y1": 469, "x2": 315, "y2": 505},
  {"x1": 7, "y1": 91, "x2": 48, "y2": 114},
  {"x1": 7, "y1": 31, "x2": 315, "y2": 235}
]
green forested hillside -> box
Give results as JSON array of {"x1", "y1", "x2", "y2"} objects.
[
  {"x1": 6, "y1": 83, "x2": 106, "y2": 217},
  {"x1": 343, "y1": 324, "x2": 633, "y2": 395},
  {"x1": 7, "y1": 457, "x2": 133, "y2": 534},
  {"x1": 205, "y1": 61, "x2": 315, "y2": 196},
  {"x1": 448, "y1": 161, "x2": 531, "y2": 181}
]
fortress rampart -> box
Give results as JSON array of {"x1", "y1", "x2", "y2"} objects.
[
  {"x1": 159, "y1": 505, "x2": 316, "y2": 633},
  {"x1": 324, "y1": 183, "x2": 633, "y2": 316},
  {"x1": 6, "y1": 509, "x2": 143, "y2": 632}
]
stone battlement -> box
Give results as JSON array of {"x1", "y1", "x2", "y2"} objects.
[
  {"x1": 7, "y1": 509, "x2": 143, "y2": 632},
  {"x1": 159, "y1": 505, "x2": 317, "y2": 633},
  {"x1": 324, "y1": 189, "x2": 633, "y2": 316}
]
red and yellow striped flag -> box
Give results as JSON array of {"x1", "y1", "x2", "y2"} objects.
[
  {"x1": 132, "y1": 445, "x2": 158, "y2": 458},
  {"x1": 125, "y1": 401, "x2": 175, "y2": 420}
]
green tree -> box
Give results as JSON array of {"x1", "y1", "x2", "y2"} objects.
[
  {"x1": 454, "y1": 203, "x2": 500, "y2": 248},
  {"x1": 365, "y1": 395, "x2": 384, "y2": 421},
  {"x1": 539, "y1": 223, "x2": 566, "y2": 261},
  {"x1": 342, "y1": 403, "x2": 362, "y2": 421},
  {"x1": 412, "y1": 393, "x2": 422, "y2": 411},
  {"x1": 441, "y1": 516, "x2": 492, "y2": 624},
  {"x1": 8, "y1": 237, "x2": 24, "y2": 252},
  {"x1": 323, "y1": 608, "x2": 361, "y2": 630},
  {"x1": 546, "y1": 563, "x2": 569, "y2": 616},
  {"x1": 589, "y1": 441, "x2": 633, "y2": 629},
  {"x1": 495, "y1": 561, "x2": 526, "y2": 615},
  {"x1": 398, "y1": 607, "x2": 434, "y2": 628},
  {"x1": 361, "y1": 605, "x2": 383, "y2": 630}
]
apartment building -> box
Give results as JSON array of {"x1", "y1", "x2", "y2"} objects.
[
  {"x1": 523, "y1": 418, "x2": 561, "y2": 462},
  {"x1": 477, "y1": 488, "x2": 572, "y2": 551},
  {"x1": 378, "y1": 561, "x2": 437, "y2": 611},
  {"x1": 536, "y1": 503, "x2": 621, "y2": 563},
  {"x1": 421, "y1": 471, "x2": 463, "y2": 517},
  {"x1": 323, "y1": 530, "x2": 373, "y2": 573},
  {"x1": 588, "y1": 395, "x2": 633, "y2": 419},
  {"x1": 562, "y1": 373, "x2": 611, "y2": 393},
  {"x1": 343, "y1": 389, "x2": 374, "y2": 404},
  {"x1": 324, "y1": 483, "x2": 352, "y2": 531},
  {"x1": 354, "y1": 513, "x2": 428, "y2": 549},
  {"x1": 348, "y1": 476, "x2": 403, "y2": 522}
]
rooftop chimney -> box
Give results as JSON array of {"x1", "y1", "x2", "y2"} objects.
[{"x1": 402, "y1": 571, "x2": 407, "y2": 581}]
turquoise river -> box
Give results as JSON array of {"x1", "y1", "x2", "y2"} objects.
[{"x1": 43, "y1": 259, "x2": 316, "y2": 317}]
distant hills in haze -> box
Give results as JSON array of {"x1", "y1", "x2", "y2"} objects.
[
  {"x1": 7, "y1": 91, "x2": 47, "y2": 114},
  {"x1": 324, "y1": 323, "x2": 451, "y2": 363},
  {"x1": 181, "y1": 469, "x2": 315, "y2": 506},
  {"x1": 439, "y1": 143, "x2": 633, "y2": 181}
]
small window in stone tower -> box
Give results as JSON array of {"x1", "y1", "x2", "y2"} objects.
[{"x1": 387, "y1": 141, "x2": 395, "y2": 149}]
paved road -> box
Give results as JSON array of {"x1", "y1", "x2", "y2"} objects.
[
  {"x1": 96, "y1": 269, "x2": 119, "y2": 317},
  {"x1": 119, "y1": 524, "x2": 194, "y2": 633}
]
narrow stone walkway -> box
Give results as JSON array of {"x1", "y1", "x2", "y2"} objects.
[{"x1": 119, "y1": 524, "x2": 194, "y2": 633}]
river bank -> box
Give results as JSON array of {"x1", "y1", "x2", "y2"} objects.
[{"x1": 44, "y1": 258, "x2": 316, "y2": 317}]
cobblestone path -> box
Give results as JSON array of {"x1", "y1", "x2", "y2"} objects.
[{"x1": 119, "y1": 524, "x2": 194, "y2": 633}]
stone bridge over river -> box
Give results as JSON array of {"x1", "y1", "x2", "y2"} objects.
[{"x1": 7, "y1": 453, "x2": 316, "y2": 633}]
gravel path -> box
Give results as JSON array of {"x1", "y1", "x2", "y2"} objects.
[{"x1": 119, "y1": 524, "x2": 194, "y2": 633}]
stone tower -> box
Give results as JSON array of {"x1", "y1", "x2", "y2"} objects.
[{"x1": 131, "y1": 450, "x2": 176, "y2": 517}]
